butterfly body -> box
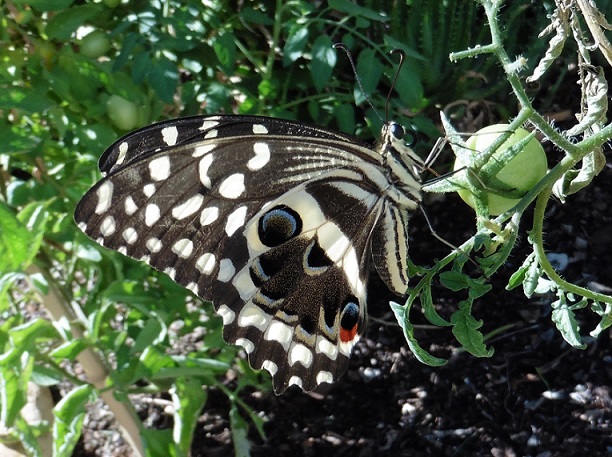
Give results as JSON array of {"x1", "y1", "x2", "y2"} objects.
[{"x1": 75, "y1": 115, "x2": 423, "y2": 393}]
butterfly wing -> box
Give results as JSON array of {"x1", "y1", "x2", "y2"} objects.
[{"x1": 75, "y1": 115, "x2": 395, "y2": 392}]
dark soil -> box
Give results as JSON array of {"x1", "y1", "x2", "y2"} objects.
[{"x1": 75, "y1": 156, "x2": 611, "y2": 457}]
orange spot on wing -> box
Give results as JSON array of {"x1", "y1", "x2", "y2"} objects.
[{"x1": 340, "y1": 324, "x2": 358, "y2": 343}]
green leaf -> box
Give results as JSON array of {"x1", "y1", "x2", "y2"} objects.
[
  {"x1": 131, "y1": 318, "x2": 165, "y2": 355},
  {"x1": 213, "y1": 32, "x2": 237, "y2": 75},
  {"x1": 551, "y1": 295, "x2": 586, "y2": 349},
  {"x1": 450, "y1": 301, "x2": 493, "y2": 357},
  {"x1": 12, "y1": 0, "x2": 74, "y2": 11},
  {"x1": 590, "y1": 301, "x2": 612, "y2": 338},
  {"x1": 283, "y1": 26, "x2": 309, "y2": 66},
  {"x1": 390, "y1": 301, "x2": 447, "y2": 366},
  {"x1": 523, "y1": 253, "x2": 541, "y2": 298},
  {"x1": 172, "y1": 377, "x2": 207, "y2": 454},
  {"x1": 439, "y1": 270, "x2": 468, "y2": 291},
  {"x1": 149, "y1": 56, "x2": 179, "y2": 104},
  {"x1": 333, "y1": 103, "x2": 355, "y2": 134},
  {"x1": 0, "y1": 202, "x2": 31, "y2": 271},
  {"x1": 45, "y1": 5, "x2": 102, "y2": 41},
  {"x1": 230, "y1": 405, "x2": 251, "y2": 457},
  {"x1": 311, "y1": 35, "x2": 336, "y2": 92},
  {"x1": 50, "y1": 339, "x2": 89, "y2": 360},
  {"x1": 13, "y1": 415, "x2": 44, "y2": 457},
  {"x1": 418, "y1": 284, "x2": 451, "y2": 326},
  {"x1": 240, "y1": 7, "x2": 274, "y2": 25},
  {"x1": 53, "y1": 385, "x2": 94, "y2": 457},
  {"x1": 0, "y1": 357, "x2": 29, "y2": 425},
  {"x1": 0, "y1": 86, "x2": 54, "y2": 113},
  {"x1": 355, "y1": 49, "x2": 383, "y2": 99},
  {"x1": 141, "y1": 428, "x2": 175, "y2": 457},
  {"x1": 328, "y1": 0, "x2": 388, "y2": 22}
]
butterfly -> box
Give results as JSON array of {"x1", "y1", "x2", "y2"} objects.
[{"x1": 74, "y1": 114, "x2": 423, "y2": 394}]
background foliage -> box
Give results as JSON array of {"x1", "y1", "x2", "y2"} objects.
[{"x1": 0, "y1": 0, "x2": 610, "y2": 456}]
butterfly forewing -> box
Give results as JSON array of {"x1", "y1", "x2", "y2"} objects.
[{"x1": 75, "y1": 115, "x2": 422, "y2": 393}]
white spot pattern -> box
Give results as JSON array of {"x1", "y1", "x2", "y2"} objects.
[
  {"x1": 161, "y1": 126, "x2": 179, "y2": 146},
  {"x1": 235, "y1": 338, "x2": 255, "y2": 354},
  {"x1": 198, "y1": 155, "x2": 214, "y2": 187},
  {"x1": 264, "y1": 320, "x2": 293, "y2": 350},
  {"x1": 171, "y1": 194, "x2": 204, "y2": 219},
  {"x1": 100, "y1": 215, "x2": 116, "y2": 236},
  {"x1": 95, "y1": 181, "x2": 113, "y2": 214},
  {"x1": 200, "y1": 206, "x2": 219, "y2": 226},
  {"x1": 289, "y1": 343, "x2": 313, "y2": 368},
  {"x1": 224, "y1": 205, "x2": 247, "y2": 236},
  {"x1": 143, "y1": 183, "x2": 156, "y2": 197},
  {"x1": 144, "y1": 204, "x2": 160, "y2": 226},
  {"x1": 149, "y1": 155, "x2": 171, "y2": 181},
  {"x1": 195, "y1": 252, "x2": 216, "y2": 274},
  {"x1": 146, "y1": 237, "x2": 162, "y2": 252},
  {"x1": 217, "y1": 304, "x2": 236, "y2": 325},
  {"x1": 124, "y1": 196, "x2": 138, "y2": 215},
  {"x1": 218, "y1": 173, "x2": 245, "y2": 199},
  {"x1": 172, "y1": 238, "x2": 194, "y2": 258},
  {"x1": 238, "y1": 303, "x2": 271, "y2": 330},
  {"x1": 252, "y1": 124, "x2": 268, "y2": 134},
  {"x1": 217, "y1": 258, "x2": 235, "y2": 282},
  {"x1": 116, "y1": 142, "x2": 128, "y2": 166},
  {"x1": 247, "y1": 142, "x2": 271, "y2": 171},
  {"x1": 122, "y1": 227, "x2": 138, "y2": 244}
]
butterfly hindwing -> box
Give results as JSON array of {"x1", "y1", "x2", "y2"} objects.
[{"x1": 75, "y1": 115, "x2": 423, "y2": 393}]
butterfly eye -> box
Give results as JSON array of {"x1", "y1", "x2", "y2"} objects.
[
  {"x1": 258, "y1": 205, "x2": 303, "y2": 247},
  {"x1": 390, "y1": 122, "x2": 405, "y2": 140},
  {"x1": 339, "y1": 298, "x2": 360, "y2": 343}
]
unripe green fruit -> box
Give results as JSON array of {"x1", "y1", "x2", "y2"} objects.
[{"x1": 454, "y1": 124, "x2": 547, "y2": 215}]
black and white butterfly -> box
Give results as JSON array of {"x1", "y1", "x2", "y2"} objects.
[{"x1": 74, "y1": 114, "x2": 423, "y2": 393}]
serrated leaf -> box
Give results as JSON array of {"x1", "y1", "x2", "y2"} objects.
[
  {"x1": 590, "y1": 301, "x2": 612, "y2": 338},
  {"x1": 311, "y1": 35, "x2": 336, "y2": 92},
  {"x1": 551, "y1": 297, "x2": 586, "y2": 349},
  {"x1": 419, "y1": 285, "x2": 451, "y2": 326},
  {"x1": 466, "y1": 278, "x2": 492, "y2": 300},
  {"x1": 390, "y1": 301, "x2": 447, "y2": 366},
  {"x1": 523, "y1": 253, "x2": 541, "y2": 297},
  {"x1": 439, "y1": 270, "x2": 469, "y2": 291},
  {"x1": 450, "y1": 301, "x2": 493, "y2": 357}
]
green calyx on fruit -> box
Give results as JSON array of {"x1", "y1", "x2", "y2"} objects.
[{"x1": 453, "y1": 124, "x2": 547, "y2": 216}]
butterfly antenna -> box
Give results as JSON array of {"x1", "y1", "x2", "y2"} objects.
[
  {"x1": 333, "y1": 43, "x2": 384, "y2": 124},
  {"x1": 386, "y1": 49, "x2": 405, "y2": 122}
]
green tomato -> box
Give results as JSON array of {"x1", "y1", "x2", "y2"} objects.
[
  {"x1": 454, "y1": 124, "x2": 547, "y2": 215},
  {"x1": 80, "y1": 30, "x2": 111, "y2": 59},
  {"x1": 107, "y1": 95, "x2": 139, "y2": 131}
]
